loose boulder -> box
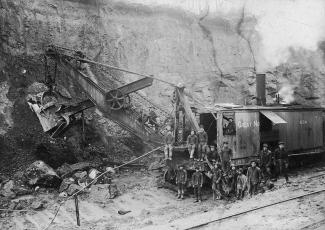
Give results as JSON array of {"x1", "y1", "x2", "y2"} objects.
[
  {"x1": 0, "y1": 180, "x2": 16, "y2": 198},
  {"x1": 59, "y1": 178, "x2": 75, "y2": 193},
  {"x1": 24, "y1": 161, "x2": 61, "y2": 188},
  {"x1": 67, "y1": 184, "x2": 83, "y2": 196},
  {"x1": 56, "y1": 162, "x2": 100, "y2": 179}
]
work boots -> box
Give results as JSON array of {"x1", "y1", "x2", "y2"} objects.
[{"x1": 177, "y1": 191, "x2": 181, "y2": 200}]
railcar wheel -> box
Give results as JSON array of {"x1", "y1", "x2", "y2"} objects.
[{"x1": 106, "y1": 89, "x2": 125, "y2": 110}]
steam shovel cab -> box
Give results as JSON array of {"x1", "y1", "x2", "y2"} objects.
[{"x1": 199, "y1": 104, "x2": 325, "y2": 166}]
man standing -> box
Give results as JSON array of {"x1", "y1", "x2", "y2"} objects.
[
  {"x1": 187, "y1": 130, "x2": 198, "y2": 159},
  {"x1": 191, "y1": 166, "x2": 204, "y2": 202},
  {"x1": 211, "y1": 163, "x2": 223, "y2": 200},
  {"x1": 176, "y1": 165, "x2": 187, "y2": 200},
  {"x1": 198, "y1": 127, "x2": 208, "y2": 161},
  {"x1": 259, "y1": 143, "x2": 272, "y2": 178},
  {"x1": 236, "y1": 168, "x2": 247, "y2": 200},
  {"x1": 219, "y1": 141, "x2": 233, "y2": 172},
  {"x1": 228, "y1": 163, "x2": 238, "y2": 195},
  {"x1": 148, "y1": 107, "x2": 158, "y2": 131},
  {"x1": 224, "y1": 117, "x2": 236, "y2": 135},
  {"x1": 164, "y1": 130, "x2": 174, "y2": 160},
  {"x1": 247, "y1": 160, "x2": 261, "y2": 197},
  {"x1": 274, "y1": 142, "x2": 289, "y2": 182}
]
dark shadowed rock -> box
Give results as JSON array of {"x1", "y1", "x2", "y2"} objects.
[
  {"x1": 0, "y1": 180, "x2": 16, "y2": 198},
  {"x1": 24, "y1": 161, "x2": 61, "y2": 188},
  {"x1": 56, "y1": 163, "x2": 73, "y2": 178}
]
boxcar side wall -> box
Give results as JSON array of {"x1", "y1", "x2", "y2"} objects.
[
  {"x1": 235, "y1": 111, "x2": 260, "y2": 159},
  {"x1": 276, "y1": 111, "x2": 323, "y2": 152},
  {"x1": 216, "y1": 111, "x2": 260, "y2": 164}
]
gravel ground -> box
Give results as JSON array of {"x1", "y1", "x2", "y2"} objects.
[{"x1": 1, "y1": 164, "x2": 325, "y2": 230}]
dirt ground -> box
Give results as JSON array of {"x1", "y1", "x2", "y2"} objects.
[{"x1": 1, "y1": 164, "x2": 325, "y2": 230}]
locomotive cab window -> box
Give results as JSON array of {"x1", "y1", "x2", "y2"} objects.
[{"x1": 223, "y1": 112, "x2": 236, "y2": 135}]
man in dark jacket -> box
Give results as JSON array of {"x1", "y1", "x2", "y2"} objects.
[
  {"x1": 227, "y1": 163, "x2": 238, "y2": 195},
  {"x1": 197, "y1": 127, "x2": 208, "y2": 161},
  {"x1": 212, "y1": 163, "x2": 223, "y2": 200},
  {"x1": 208, "y1": 145, "x2": 220, "y2": 163},
  {"x1": 219, "y1": 141, "x2": 233, "y2": 172},
  {"x1": 176, "y1": 165, "x2": 187, "y2": 200},
  {"x1": 192, "y1": 166, "x2": 204, "y2": 202},
  {"x1": 274, "y1": 142, "x2": 289, "y2": 182},
  {"x1": 164, "y1": 130, "x2": 174, "y2": 160},
  {"x1": 247, "y1": 160, "x2": 261, "y2": 196},
  {"x1": 236, "y1": 168, "x2": 247, "y2": 200},
  {"x1": 187, "y1": 130, "x2": 198, "y2": 159},
  {"x1": 259, "y1": 143, "x2": 272, "y2": 179}
]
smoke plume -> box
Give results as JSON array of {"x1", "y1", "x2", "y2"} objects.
[{"x1": 278, "y1": 84, "x2": 295, "y2": 104}]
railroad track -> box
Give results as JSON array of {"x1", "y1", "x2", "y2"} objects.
[{"x1": 185, "y1": 188, "x2": 325, "y2": 230}]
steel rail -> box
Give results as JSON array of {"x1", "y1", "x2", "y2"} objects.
[{"x1": 185, "y1": 188, "x2": 325, "y2": 230}]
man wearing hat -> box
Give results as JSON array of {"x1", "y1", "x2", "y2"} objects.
[
  {"x1": 208, "y1": 145, "x2": 220, "y2": 163},
  {"x1": 259, "y1": 143, "x2": 273, "y2": 179},
  {"x1": 191, "y1": 166, "x2": 204, "y2": 202},
  {"x1": 211, "y1": 162, "x2": 223, "y2": 200},
  {"x1": 228, "y1": 163, "x2": 238, "y2": 195},
  {"x1": 164, "y1": 130, "x2": 174, "y2": 160},
  {"x1": 187, "y1": 130, "x2": 198, "y2": 160},
  {"x1": 247, "y1": 160, "x2": 261, "y2": 196},
  {"x1": 197, "y1": 126, "x2": 209, "y2": 161},
  {"x1": 219, "y1": 141, "x2": 233, "y2": 172},
  {"x1": 176, "y1": 165, "x2": 187, "y2": 199},
  {"x1": 236, "y1": 168, "x2": 247, "y2": 200},
  {"x1": 274, "y1": 141, "x2": 289, "y2": 182}
]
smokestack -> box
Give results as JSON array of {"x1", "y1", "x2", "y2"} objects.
[{"x1": 256, "y1": 73, "x2": 266, "y2": 106}]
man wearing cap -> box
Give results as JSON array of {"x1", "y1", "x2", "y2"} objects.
[
  {"x1": 164, "y1": 130, "x2": 174, "y2": 160},
  {"x1": 247, "y1": 160, "x2": 261, "y2": 196},
  {"x1": 191, "y1": 166, "x2": 204, "y2": 202},
  {"x1": 187, "y1": 130, "x2": 198, "y2": 159},
  {"x1": 259, "y1": 143, "x2": 272, "y2": 179},
  {"x1": 274, "y1": 142, "x2": 289, "y2": 182},
  {"x1": 224, "y1": 117, "x2": 236, "y2": 135},
  {"x1": 198, "y1": 126, "x2": 209, "y2": 161},
  {"x1": 211, "y1": 162, "x2": 223, "y2": 200},
  {"x1": 236, "y1": 168, "x2": 247, "y2": 200},
  {"x1": 228, "y1": 163, "x2": 238, "y2": 195},
  {"x1": 219, "y1": 141, "x2": 233, "y2": 172},
  {"x1": 148, "y1": 107, "x2": 158, "y2": 131},
  {"x1": 176, "y1": 165, "x2": 187, "y2": 199},
  {"x1": 208, "y1": 145, "x2": 220, "y2": 162}
]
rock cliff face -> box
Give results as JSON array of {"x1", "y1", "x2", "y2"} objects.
[{"x1": 0, "y1": 0, "x2": 325, "y2": 169}]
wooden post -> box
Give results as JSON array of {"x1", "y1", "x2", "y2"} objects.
[
  {"x1": 74, "y1": 195, "x2": 80, "y2": 226},
  {"x1": 81, "y1": 111, "x2": 85, "y2": 146}
]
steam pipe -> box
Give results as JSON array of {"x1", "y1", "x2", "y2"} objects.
[{"x1": 256, "y1": 73, "x2": 266, "y2": 105}]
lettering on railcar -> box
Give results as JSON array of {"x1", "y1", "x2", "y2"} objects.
[
  {"x1": 237, "y1": 120, "x2": 260, "y2": 129},
  {"x1": 299, "y1": 120, "x2": 307, "y2": 125}
]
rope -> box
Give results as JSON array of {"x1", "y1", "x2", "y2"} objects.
[
  {"x1": 42, "y1": 145, "x2": 163, "y2": 230},
  {"x1": 185, "y1": 188, "x2": 325, "y2": 230}
]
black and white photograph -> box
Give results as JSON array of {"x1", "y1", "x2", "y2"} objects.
[{"x1": 0, "y1": 0, "x2": 325, "y2": 229}]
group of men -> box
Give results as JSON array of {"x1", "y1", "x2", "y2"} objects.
[
  {"x1": 164, "y1": 126, "x2": 233, "y2": 165},
  {"x1": 170, "y1": 133, "x2": 290, "y2": 202},
  {"x1": 258, "y1": 142, "x2": 289, "y2": 183}
]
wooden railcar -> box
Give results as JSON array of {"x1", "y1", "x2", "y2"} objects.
[{"x1": 198, "y1": 104, "x2": 325, "y2": 166}]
